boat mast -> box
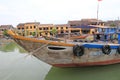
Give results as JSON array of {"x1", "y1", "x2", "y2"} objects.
[{"x1": 97, "y1": 0, "x2": 102, "y2": 25}]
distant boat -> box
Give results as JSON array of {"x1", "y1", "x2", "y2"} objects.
[{"x1": 7, "y1": 29, "x2": 120, "y2": 67}]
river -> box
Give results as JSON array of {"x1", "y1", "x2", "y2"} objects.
[
  {"x1": 1, "y1": 40, "x2": 120, "y2": 80},
  {"x1": 0, "y1": 41, "x2": 51, "y2": 80}
]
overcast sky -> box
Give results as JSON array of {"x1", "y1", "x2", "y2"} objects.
[{"x1": 0, "y1": 0, "x2": 120, "y2": 27}]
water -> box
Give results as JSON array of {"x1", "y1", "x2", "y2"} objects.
[
  {"x1": 45, "y1": 65, "x2": 120, "y2": 80},
  {"x1": 1, "y1": 40, "x2": 120, "y2": 80},
  {"x1": 0, "y1": 41, "x2": 51, "y2": 80}
]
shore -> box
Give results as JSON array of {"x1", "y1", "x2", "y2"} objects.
[{"x1": 0, "y1": 38, "x2": 13, "y2": 45}]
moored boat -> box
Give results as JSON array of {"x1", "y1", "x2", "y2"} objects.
[{"x1": 7, "y1": 29, "x2": 120, "y2": 67}]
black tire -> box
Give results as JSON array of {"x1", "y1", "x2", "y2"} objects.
[
  {"x1": 102, "y1": 45, "x2": 111, "y2": 55},
  {"x1": 117, "y1": 45, "x2": 120, "y2": 54},
  {"x1": 73, "y1": 45, "x2": 84, "y2": 56}
]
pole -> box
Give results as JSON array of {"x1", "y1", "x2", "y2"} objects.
[
  {"x1": 97, "y1": 1, "x2": 99, "y2": 20},
  {"x1": 97, "y1": 1, "x2": 99, "y2": 25},
  {"x1": 97, "y1": 0, "x2": 102, "y2": 25}
]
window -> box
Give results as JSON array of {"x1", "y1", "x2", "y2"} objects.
[
  {"x1": 45, "y1": 33, "x2": 48, "y2": 35},
  {"x1": 61, "y1": 31, "x2": 64, "y2": 33},
  {"x1": 39, "y1": 28, "x2": 42, "y2": 30},
  {"x1": 50, "y1": 27, "x2": 52, "y2": 30},
  {"x1": 70, "y1": 25, "x2": 76, "y2": 27},
  {"x1": 61, "y1": 27, "x2": 63, "y2": 29},
  {"x1": 43, "y1": 28, "x2": 46, "y2": 30},
  {"x1": 34, "y1": 26, "x2": 36, "y2": 29},
  {"x1": 66, "y1": 31, "x2": 68, "y2": 33},
  {"x1": 30, "y1": 32, "x2": 32, "y2": 35},
  {"x1": 26, "y1": 26, "x2": 28, "y2": 29},
  {"x1": 66, "y1": 27, "x2": 68, "y2": 29},
  {"x1": 56, "y1": 27, "x2": 59, "y2": 29},
  {"x1": 81, "y1": 29, "x2": 90, "y2": 34},
  {"x1": 46, "y1": 27, "x2": 48, "y2": 30},
  {"x1": 30, "y1": 26, "x2": 32, "y2": 29}
]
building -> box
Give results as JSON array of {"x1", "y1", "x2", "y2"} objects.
[
  {"x1": 0, "y1": 25, "x2": 14, "y2": 38},
  {"x1": 54, "y1": 24, "x2": 69, "y2": 34},
  {"x1": 16, "y1": 19, "x2": 106, "y2": 37},
  {"x1": 17, "y1": 22, "x2": 40, "y2": 36},
  {"x1": 17, "y1": 22, "x2": 68, "y2": 37},
  {"x1": 105, "y1": 20, "x2": 120, "y2": 27},
  {"x1": 68, "y1": 18, "x2": 105, "y2": 34}
]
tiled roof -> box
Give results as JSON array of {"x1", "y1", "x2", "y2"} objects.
[
  {"x1": 0, "y1": 25, "x2": 13, "y2": 29},
  {"x1": 25, "y1": 22, "x2": 40, "y2": 24}
]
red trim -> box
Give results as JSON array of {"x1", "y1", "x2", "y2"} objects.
[{"x1": 51, "y1": 59, "x2": 120, "y2": 67}]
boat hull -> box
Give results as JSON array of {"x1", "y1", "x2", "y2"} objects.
[
  {"x1": 13, "y1": 38, "x2": 120, "y2": 67},
  {"x1": 7, "y1": 30, "x2": 120, "y2": 67}
]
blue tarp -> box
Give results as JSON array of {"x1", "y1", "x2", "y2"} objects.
[
  {"x1": 72, "y1": 25, "x2": 97, "y2": 28},
  {"x1": 83, "y1": 43, "x2": 119, "y2": 49}
]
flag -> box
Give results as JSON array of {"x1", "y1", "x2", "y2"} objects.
[{"x1": 98, "y1": 0, "x2": 102, "y2": 1}]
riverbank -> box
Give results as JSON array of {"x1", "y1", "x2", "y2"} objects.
[
  {"x1": 0, "y1": 38, "x2": 27, "y2": 53},
  {"x1": 0, "y1": 38, "x2": 13, "y2": 44}
]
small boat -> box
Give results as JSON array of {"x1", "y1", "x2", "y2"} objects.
[{"x1": 7, "y1": 29, "x2": 120, "y2": 67}]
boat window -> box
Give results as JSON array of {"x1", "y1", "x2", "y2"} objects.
[{"x1": 48, "y1": 46, "x2": 66, "y2": 50}]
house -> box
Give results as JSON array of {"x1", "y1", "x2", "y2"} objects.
[{"x1": 0, "y1": 25, "x2": 14, "y2": 38}]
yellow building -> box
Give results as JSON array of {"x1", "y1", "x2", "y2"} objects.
[
  {"x1": 54, "y1": 24, "x2": 69, "y2": 34},
  {"x1": 17, "y1": 22, "x2": 69, "y2": 37},
  {"x1": 17, "y1": 22, "x2": 40, "y2": 36},
  {"x1": 17, "y1": 19, "x2": 105, "y2": 37},
  {"x1": 38, "y1": 24, "x2": 54, "y2": 36}
]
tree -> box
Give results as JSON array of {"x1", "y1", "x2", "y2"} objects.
[
  {"x1": 32, "y1": 32, "x2": 36, "y2": 36},
  {"x1": 3, "y1": 30, "x2": 9, "y2": 36},
  {"x1": 110, "y1": 23, "x2": 116, "y2": 27},
  {"x1": 50, "y1": 28, "x2": 57, "y2": 36}
]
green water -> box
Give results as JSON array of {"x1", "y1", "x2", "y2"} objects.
[
  {"x1": 0, "y1": 40, "x2": 51, "y2": 80},
  {"x1": 45, "y1": 65, "x2": 120, "y2": 80},
  {"x1": 0, "y1": 41, "x2": 27, "y2": 53},
  {"x1": 1, "y1": 40, "x2": 120, "y2": 80}
]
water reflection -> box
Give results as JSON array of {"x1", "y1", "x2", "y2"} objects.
[
  {"x1": 0, "y1": 41, "x2": 51, "y2": 80},
  {"x1": 45, "y1": 64, "x2": 120, "y2": 80},
  {"x1": 0, "y1": 41, "x2": 27, "y2": 53}
]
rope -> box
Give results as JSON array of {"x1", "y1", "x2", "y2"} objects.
[{"x1": 28, "y1": 41, "x2": 52, "y2": 56}]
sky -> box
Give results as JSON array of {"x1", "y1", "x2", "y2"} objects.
[{"x1": 0, "y1": 0, "x2": 120, "y2": 27}]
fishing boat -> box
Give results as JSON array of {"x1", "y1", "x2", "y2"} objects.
[{"x1": 7, "y1": 28, "x2": 120, "y2": 67}]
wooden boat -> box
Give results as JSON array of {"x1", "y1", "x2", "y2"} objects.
[
  {"x1": 43, "y1": 34, "x2": 88, "y2": 41},
  {"x1": 42, "y1": 35, "x2": 64, "y2": 41},
  {"x1": 7, "y1": 30, "x2": 120, "y2": 67}
]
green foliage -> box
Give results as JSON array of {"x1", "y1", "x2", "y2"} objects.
[
  {"x1": 32, "y1": 32, "x2": 36, "y2": 36},
  {"x1": 110, "y1": 23, "x2": 116, "y2": 27},
  {"x1": 3, "y1": 30, "x2": 9, "y2": 36},
  {"x1": 50, "y1": 28, "x2": 57, "y2": 36}
]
